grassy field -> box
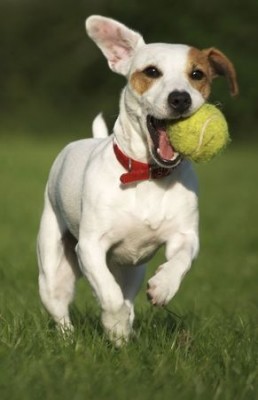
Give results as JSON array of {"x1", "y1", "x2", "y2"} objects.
[{"x1": 0, "y1": 133, "x2": 257, "y2": 400}]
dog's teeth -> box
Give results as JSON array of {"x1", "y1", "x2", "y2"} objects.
[{"x1": 157, "y1": 148, "x2": 160, "y2": 154}]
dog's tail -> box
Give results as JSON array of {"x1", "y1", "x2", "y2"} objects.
[{"x1": 92, "y1": 113, "x2": 109, "y2": 138}]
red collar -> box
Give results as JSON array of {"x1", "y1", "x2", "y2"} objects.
[{"x1": 113, "y1": 142, "x2": 173, "y2": 185}]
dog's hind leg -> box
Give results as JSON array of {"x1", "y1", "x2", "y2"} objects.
[{"x1": 37, "y1": 193, "x2": 80, "y2": 330}]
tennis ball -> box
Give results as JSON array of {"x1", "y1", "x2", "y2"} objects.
[{"x1": 167, "y1": 104, "x2": 230, "y2": 163}]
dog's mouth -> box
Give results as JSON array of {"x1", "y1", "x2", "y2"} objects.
[{"x1": 147, "y1": 116, "x2": 182, "y2": 168}]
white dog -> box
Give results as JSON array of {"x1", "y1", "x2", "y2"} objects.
[{"x1": 37, "y1": 15, "x2": 238, "y2": 344}]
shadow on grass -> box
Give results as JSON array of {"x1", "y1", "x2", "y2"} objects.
[
  {"x1": 69, "y1": 304, "x2": 183, "y2": 339},
  {"x1": 38, "y1": 303, "x2": 201, "y2": 353},
  {"x1": 70, "y1": 304, "x2": 104, "y2": 338}
]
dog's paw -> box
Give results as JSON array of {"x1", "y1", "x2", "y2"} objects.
[
  {"x1": 55, "y1": 315, "x2": 74, "y2": 331},
  {"x1": 101, "y1": 303, "x2": 133, "y2": 347},
  {"x1": 56, "y1": 319, "x2": 75, "y2": 343},
  {"x1": 147, "y1": 270, "x2": 179, "y2": 306}
]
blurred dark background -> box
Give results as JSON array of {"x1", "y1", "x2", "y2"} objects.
[{"x1": 0, "y1": 0, "x2": 257, "y2": 140}]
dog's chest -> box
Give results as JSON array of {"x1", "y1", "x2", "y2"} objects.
[
  {"x1": 106, "y1": 181, "x2": 185, "y2": 267},
  {"x1": 107, "y1": 219, "x2": 166, "y2": 267}
]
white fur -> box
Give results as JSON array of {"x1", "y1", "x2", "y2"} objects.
[
  {"x1": 37, "y1": 16, "x2": 201, "y2": 345},
  {"x1": 92, "y1": 113, "x2": 109, "y2": 138}
]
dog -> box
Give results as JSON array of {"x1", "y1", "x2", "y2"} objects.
[{"x1": 37, "y1": 15, "x2": 238, "y2": 344}]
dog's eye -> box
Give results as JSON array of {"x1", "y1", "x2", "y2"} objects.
[
  {"x1": 143, "y1": 66, "x2": 162, "y2": 78},
  {"x1": 191, "y1": 69, "x2": 205, "y2": 80}
]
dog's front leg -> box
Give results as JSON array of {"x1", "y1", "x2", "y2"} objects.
[
  {"x1": 147, "y1": 232, "x2": 199, "y2": 306},
  {"x1": 76, "y1": 237, "x2": 132, "y2": 345}
]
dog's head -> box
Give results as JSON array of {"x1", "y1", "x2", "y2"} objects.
[{"x1": 86, "y1": 15, "x2": 238, "y2": 167}]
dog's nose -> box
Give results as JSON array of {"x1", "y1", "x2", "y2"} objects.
[{"x1": 168, "y1": 91, "x2": 192, "y2": 113}]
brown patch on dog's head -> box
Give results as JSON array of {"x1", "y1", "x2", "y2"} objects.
[
  {"x1": 130, "y1": 70, "x2": 155, "y2": 95},
  {"x1": 187, "y1": 47, "x2": 213, "y2": 99},
  {"x1": 187, "y1": 47, "x2": 239, "y2": 98},
  {"x1": 203, "y1": 47, "x2": 239, "y2": 96}
]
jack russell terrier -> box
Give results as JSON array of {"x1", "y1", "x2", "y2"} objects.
[{"x1": 37, "y1": 15, "x2": 238, "y2": 344}]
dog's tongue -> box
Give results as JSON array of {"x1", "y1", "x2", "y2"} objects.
[{"x1": 158, "y1": 129, "x2": 174, "y2": 160}]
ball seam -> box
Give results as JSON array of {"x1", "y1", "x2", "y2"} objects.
[{"x1": 194, "y1": 115, "x2": 219, "y2": 155}]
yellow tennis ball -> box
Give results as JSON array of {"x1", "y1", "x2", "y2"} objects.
[{"x1": 167, "y1": 104, "x2": 230, "y2": 163}]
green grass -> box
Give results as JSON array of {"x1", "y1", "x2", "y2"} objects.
[{"x1": 0, "y1": 134, "x2": 258, "y2": 400}]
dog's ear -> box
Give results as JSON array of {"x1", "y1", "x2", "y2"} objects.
[
  {"x1": 86, "y1": 15, "x2": 145, "y2": 76},
  {"x1": 203, "y1": 48, "x2": 239, "y2": 96}
]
